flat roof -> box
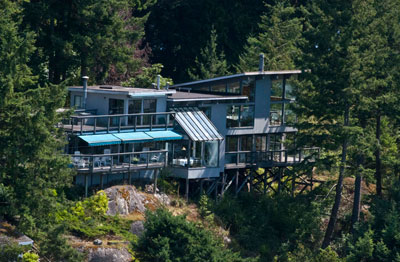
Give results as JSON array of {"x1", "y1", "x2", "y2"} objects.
[
  {"x1": 167, "y1": 91, "x2": 248, "y2": 102},
  {"x1": 69, "y1": 85, "x2": 175, "y2": 96},
  {"x1": 171, "y1": 70, "x2": 302, "y2": 88}
]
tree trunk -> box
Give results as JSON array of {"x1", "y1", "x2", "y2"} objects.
[
  {"x1": 375, "y1": 114, "x2": 382, "y2": 196},
  {"x1": 322, "y1": 108, "x2": 349, "y2": 249},
  {"x1": 351, "y1": 156, "x2": 363, "y2": 231}
]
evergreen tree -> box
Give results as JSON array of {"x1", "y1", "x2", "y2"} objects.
[
  {"x1": 135, "y1": 208, "x2": 254, "y2": 262},
  {"x1": 236, "y1": 0, "x2": 304, "y2": 72},
  {"x1": 22, "y1": 0, "x2": 154, "y2": 85},
  {"x1": 187, "y1": 27, "x2": 228, "y2": 80}
]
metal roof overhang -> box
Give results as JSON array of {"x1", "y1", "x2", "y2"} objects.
[
  {"x1": 172, "y1": 107, "x2": 223, "y2": 142},
  {"x1": 78, "y1": 134, "x2": 121, "y2": 146},
  {"x1": 113, "y1": 132, "x2": 153, "y2": 143}
]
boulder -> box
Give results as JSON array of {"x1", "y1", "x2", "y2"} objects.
[
  {"x1": 129, "y1": 221, "x2": 144, "y2": 237},
  {"x1": 104, "y1": 186, "x2": 146, "y2": 215},
  {"x1": 87, "y1": 248, "x2": 131, "y2": 262}
]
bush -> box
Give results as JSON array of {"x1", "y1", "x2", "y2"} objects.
[{"x1": 134, "y1": 208, "x2": 255, "y2": 262}]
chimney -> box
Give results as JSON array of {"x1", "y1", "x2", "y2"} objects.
[
  {"x1": 259, "y1": 53, "x2": 265, "y2": 72},
  {"x1": 156, "y1": 74, "x2": 161, "y2": 90},
  {"x1": 82, "y1": 76, "x2": 89, "y2": 109},
  {"x1": 166, "y1": 82, "x2": 170, "y2": 90}
]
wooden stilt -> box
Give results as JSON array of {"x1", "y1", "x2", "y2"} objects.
[
  {"x1": 291, "y1": 171, "x2": 296, "y2": 197},
  {"x1": 185, "y1": 178, "x2": 189, "y2": 201},
  {"x1": 235, "y1": 170, "x2": 239, "y2": 196},
  {"x1": 100, "y1": 174, "x2": 104, "y2": 189},
  {"x1": 221, "y1": 173, "x2": 226, "y2": 196},
  {"x1": 263, "y1": 171, "x2": 267, "y2": 195},
  {"x1": 278, "y1": 168, "x2": 282, "y2": 194},
  {"x1": 128, "y1": 172, "x2": 132, "y2": 185},
  {"x1": 85, "y1": 175, "x2": 88, "y2": 197},
  {"x1": 154, "y1": 169, "x2": 159, "y2": 194}
]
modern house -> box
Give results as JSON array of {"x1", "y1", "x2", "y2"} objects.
[{"x1": 62, "y1": 59, "x2": 318, "y2": 198}]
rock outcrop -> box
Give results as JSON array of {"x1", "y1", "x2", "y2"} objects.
[
  {"x1": 104, "y1": 186, "x2": 147, "y2": 215},
  {"x1": 87, "y1": 248, "x2": 131, "y2": 262}
]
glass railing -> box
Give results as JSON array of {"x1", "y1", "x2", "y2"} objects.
[
  {"x1": 61, "y1": 112, "x2": 175, "y2": 134},
  {"x1": 225, "y1": 147, "x2": 319, "y2": 166},
  {"x1": 70, "y1": 150, "x2": 167, "y2": 172}
]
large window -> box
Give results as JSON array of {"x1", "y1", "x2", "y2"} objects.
[
  {"x1": 242, "y1": 77, "x2": 255, "y2": 102},
  {"x1": 227, "y1": 81, "x2": 241, "y2": 94},
  {"x1": 127, "y1": 99, "x2": 157, "y2": 126},
  {"x1": 171, "y1": 140, "x2": 218, "y2": 168},
  {"x1": 227, "y1": 105, "x2": 254, "y2": 128},
  {"x1": 109, "y1": 99, "x2": 124, "y2": 115},
  {"x1": 269, "y1": 75, "x2": 297, "y2": 126},
  {"x1": 73, "y1": 95, "x2": 83, "y2": 109},
  {"x1": 143, "y1": 99, "x2": 156, "y2": 125},
  {"x1": 211, "y1": 83, "x2": 226, "y2": 93}
]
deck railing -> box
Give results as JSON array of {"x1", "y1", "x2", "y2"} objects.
[
  {"x1": 70, "y1": 150, "x2": 167, "y2": 172},
  {"x1": 60, "y1": 112, "x2": 175, "y2": 134},
  {"x1": 225, "y1": 147, "x2": 320, "y2": 166}
]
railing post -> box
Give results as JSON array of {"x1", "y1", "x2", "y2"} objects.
[
  {"x1": 166, "y1": 114, "x2": 170, "y2": 130},
  {"x1": 107, "y1": 116, "x2": 110, "y2": 133},
  {"x1": 71, "y1": 117, "x2": 75, "y2": 133},
  {"x1": 118, "y1": 116, "x2": 121, "y2": 132},
  {"x1": 80, "y1": 118, "x2": 83, "y2": 135},
  {"x1": 146, "y1": 152, "x2": 150, "y2": 168},
  {"x1": 94, "y1": 118, "x2": 97, "y2": 134},
  {"x1": 134, "y1": 116, "x2": 137, "y2": 132},
  {"x1": 150, "y1": 115, "x2": 153, "y2": 131},
  {"x1": 110, "y1": 154, "x2": 113, "y2": 172}
]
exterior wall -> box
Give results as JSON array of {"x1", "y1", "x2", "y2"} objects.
[{"x1": 170, "y1": 167, "x2": 221, "y2": 179}]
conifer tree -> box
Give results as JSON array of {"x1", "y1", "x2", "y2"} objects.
[
  {"x1": 236, "y1": 0, "x2": 303, "y2": 72},
  {"x1": 187, "y1": 27, "x2": 228, "y2": 80}
]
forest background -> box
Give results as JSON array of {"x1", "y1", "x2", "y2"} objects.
[{"x1": 1, "y1": 0, "x2": 400, "y2": 261}]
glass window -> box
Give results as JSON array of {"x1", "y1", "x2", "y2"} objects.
[
  {"x1": 143, "y1": 99, "x2": 156, "y2": 125},
  {"x1": 192, "y1": 85, "x2": 210, "y2": 92},
  {"x1": 239, "y1": 105, "x2": 254, "y2": 127},
  {"x1": 204, "y1": 141, "x2": 218, "y2": 167},
  {"x1": 227, "y1": 105, "x2": 240, "y2": 128},
  {"x1": 171, "y1": 140, "x2": 189, "y2": 167},
  {"x1": 271, "y1": 75, "x2": 284, "y2": 101},
  {"x1": 242, "y1": 77, "x2": 255, "y2": 102},
  {"x1": 255, "y1": 135, "x2": 267, "y2": 151},
  {"x1": 109, "y1": 99, "x2": 124, "y2": 115},
  {"x1": 284, "y1": 103, "x2": 296, "y2": 125},
  {"x1": 128, "y1": 99, "x2": 142, "y2": 125},
  {"x1": 200, "y1": 107, "x2": 212, "y2": 119},
  {"x1": 285, "y1": 75, "x2": 297, "y2": 100},
  {"x1": 190, "y1": 141, "x2": 203, "y2": 167},
  {"x1": 269, "y1": 133, "x2": 282, "y2": 151},
  {"x1": 226, "y1": 136, "x2": 238, "y2": 152},
  {"x1": 227, "y1": 81, "x2": 240, "y2": 94},
  {"x1": 211, "y1": 83, "x2": 226, "y2": 93},
  {"x1": 270, "y1": 103, "x2": 283, "y2": 126},
  {"x1": 240, "y1": 136, "x2": 252, "y2": 151},
  {"x1": 74, "y1": 95, "x2": 83, "y2": 109}
]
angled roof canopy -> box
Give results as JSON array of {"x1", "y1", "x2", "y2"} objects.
[
  {"x1": 172, "y1": 107, "x2": 223, "y2": 142},
  {"x1": 78, "y1": 134, "x2": 121, "y2": 146},
  {"x1": 113, "y1": 132, "x2": 153, "y2": 143}
]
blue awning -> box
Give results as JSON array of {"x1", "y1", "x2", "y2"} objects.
[
  {"x1": 78, "y1": 134, "x2": 121, "y2": 146},
  {"x1": 113, "y1": 132, "x2": 153, "y2": 143},
  {"x1": 145, "y1": 130, "x2": 183, "y2": 141}
]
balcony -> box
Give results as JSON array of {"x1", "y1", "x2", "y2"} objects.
[
  {"x1": 225, "y1": 147, "x2": 320, "y2": 168},
  {"x1": 70, "y1": 150, "x2": 167, "y2": 173},
  {"x1": 60, "y1": 112, "x2": 175, "y2": 134}
]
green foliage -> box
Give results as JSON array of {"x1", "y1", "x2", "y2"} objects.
[
  {"x1": 56, "y1": 190, "x2": 135, "y2": 242},
  {"x1": 122, "y1": 63, "x2": 173, "y2": 88},
  {"x1": 214, "y1": 192, "x2": 325, "y2": 260},
  {"x1": 22, "y1": 0, "x2": 155, "y2": 84},
  {"x1": 0, "y1": 243, "x2": 26, "y2": 262},
  {"x1": 144, "y1": 0, "x2": 265, "y2": 81},
  {"x1": 236, "y1": 1, "x2": 304, "y2": 72},
  {"x1": 135, "y1": 208, "x2": 254, "y2": 262},
  {"x1": 37, "y1": 225, "x2": 84, "y2": 262},
  {"x1": 22, "y1": 252, "x2": 39, "y2": 262},
  {"x1": 188, "y1": 27, "x2": 229, "y2": 80}
]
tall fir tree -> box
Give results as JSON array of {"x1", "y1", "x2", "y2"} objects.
[
  {"x1": 187, "y1": 27, "x2": 228, "y2": 80},
  {"x1": 236, "y1": 0, "x2": 304, "y2": 72}
]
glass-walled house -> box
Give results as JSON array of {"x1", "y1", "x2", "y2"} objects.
[{"x1": 62, "y1": 69, "x2": 318, "y2": 197}]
